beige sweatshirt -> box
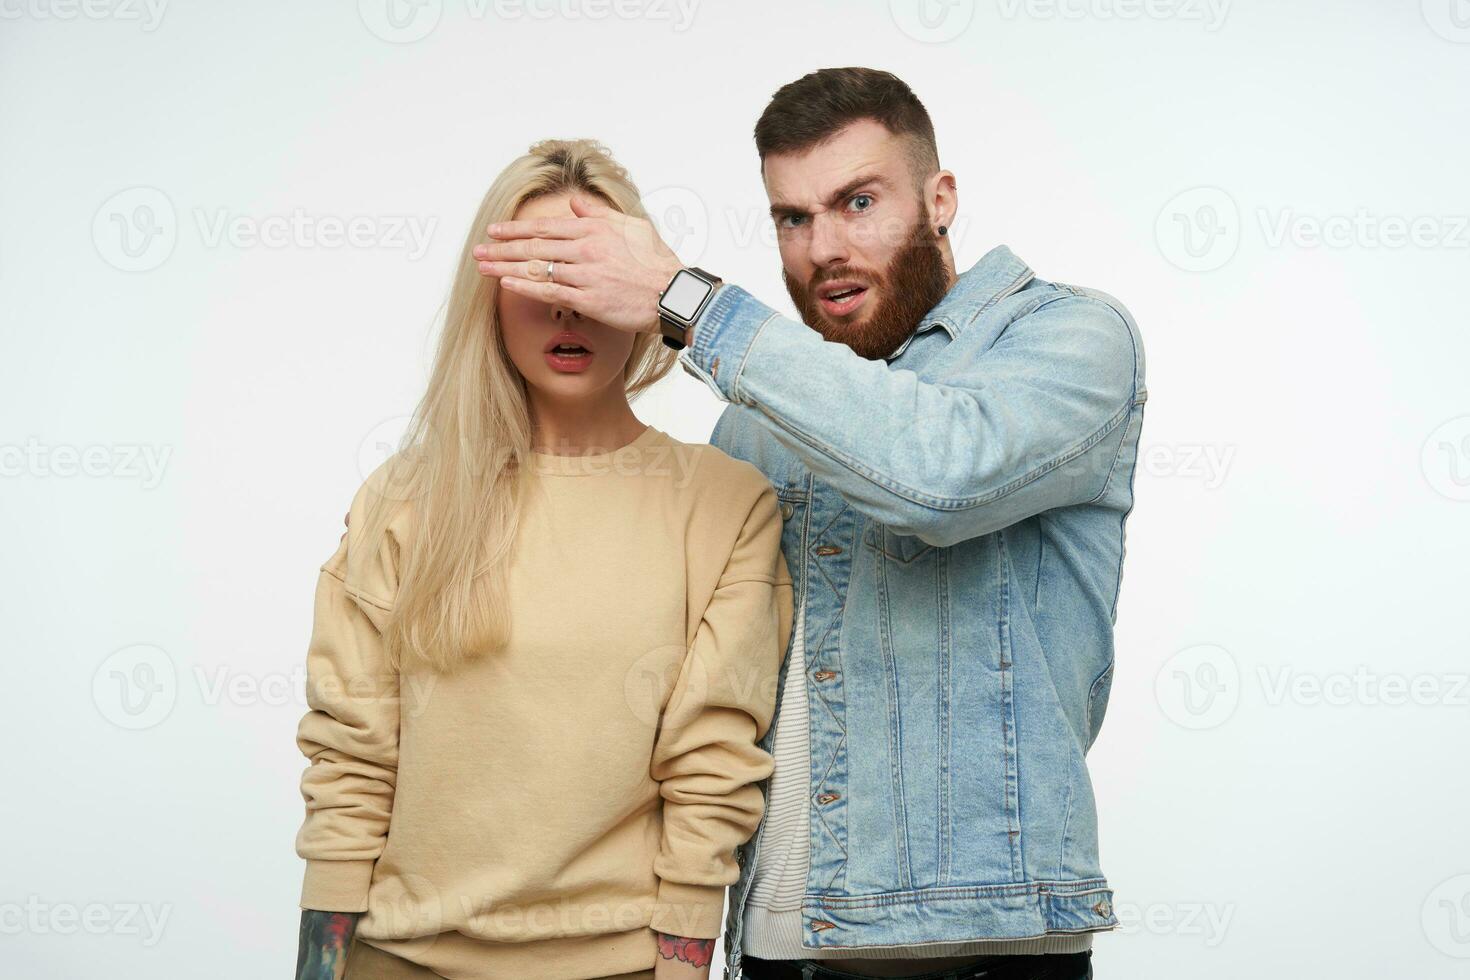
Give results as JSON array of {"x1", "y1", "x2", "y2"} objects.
[{"x1": 294, "y1": 424, "x2": 793, "y2": 980}]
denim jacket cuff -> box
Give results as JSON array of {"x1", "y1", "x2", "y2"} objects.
[{"x1": 676, "y1": 283, "x2": 778, "y2": 405}]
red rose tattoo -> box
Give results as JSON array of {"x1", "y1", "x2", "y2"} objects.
[{"x1": 656, "y1": 931, "x2": 715, "y2": 968}]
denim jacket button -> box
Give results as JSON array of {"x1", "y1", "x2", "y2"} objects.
[{"x1": 780, "y1": 502, "x2": 795, "y2": 520}]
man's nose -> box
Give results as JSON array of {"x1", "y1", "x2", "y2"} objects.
[{"x1": 807, "y1": 212, "x2": 849, "y2": 268}]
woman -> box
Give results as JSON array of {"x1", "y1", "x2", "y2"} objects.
[{"x1": 292, "y1": 139, "x2": 793, "y2": 980}]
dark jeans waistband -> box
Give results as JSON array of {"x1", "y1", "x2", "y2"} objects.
[{"x1": 741, "y1": 951, "x2": 1093, "y2": 980}]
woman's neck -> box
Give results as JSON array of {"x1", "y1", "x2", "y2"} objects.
[{"x1": 528, "y1": 392, "x2": 646, "y2": 457}]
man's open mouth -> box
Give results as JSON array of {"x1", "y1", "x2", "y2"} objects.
[{"x1": 816, "y1": 280, "x2": 870, "y2": 316}]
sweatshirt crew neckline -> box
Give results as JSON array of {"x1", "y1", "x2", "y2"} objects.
[{"x1": 530, "y1": 423, "x2": 663, "y2": 476}]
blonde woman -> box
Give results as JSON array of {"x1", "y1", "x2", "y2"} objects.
[{"x1": 292, "y1": 140, "x2": 793, "y2": 980}]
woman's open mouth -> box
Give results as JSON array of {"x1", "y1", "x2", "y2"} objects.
[{"x1": 544, "y1": 332, "x2": 594, "y2": 373}]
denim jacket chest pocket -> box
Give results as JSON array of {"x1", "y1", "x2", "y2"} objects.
[{"x1": 862, "y1": 522, "x2": 935, "y2": 565}]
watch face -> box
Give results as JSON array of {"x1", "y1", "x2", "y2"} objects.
[{"x1": 662, "y1": 270, "x2": 711, "y2": 321}]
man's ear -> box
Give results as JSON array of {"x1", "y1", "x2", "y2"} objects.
[{"x1": 926, "y1": 169, "x2": 958, "y2": 237}]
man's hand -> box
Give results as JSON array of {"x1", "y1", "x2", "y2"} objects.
[{"x1": 473, "y1": 193, "x2": 684, "y2": 335}]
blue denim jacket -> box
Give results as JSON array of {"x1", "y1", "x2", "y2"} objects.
[{"x1": 676, "y1": 245, "x2": 1147, "y2": 978}]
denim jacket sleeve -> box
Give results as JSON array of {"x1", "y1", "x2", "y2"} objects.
[{"x1": 678, "y1": 283, "x2": 1141, "y2": 547}]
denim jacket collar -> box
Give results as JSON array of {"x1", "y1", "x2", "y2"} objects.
[{"x1": 884, "y1": 243, "x2": 1035, "y2": 362}]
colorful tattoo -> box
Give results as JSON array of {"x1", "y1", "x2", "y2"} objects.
[
  {"x1": 656, "y1": 931, "x2": 715, "y2": 968},
  {"x1": 296, "y1": 909, "x2": 359, "y2": 980}
]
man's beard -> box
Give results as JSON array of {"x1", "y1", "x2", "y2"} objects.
[{"x1": 783, "y1": 219, "x2": 951, "y2": 361}]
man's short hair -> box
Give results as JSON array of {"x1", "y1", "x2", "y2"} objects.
[{"x1": 754, "y1": 67, "x2": 939, "y2": 185}]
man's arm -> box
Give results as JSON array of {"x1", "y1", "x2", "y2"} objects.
[
  {"x1": 680, "y1": 285, "x2": 1142, "y2": 545},
  {"x1": 472, "y1": 199, "x2": 1141, "y2": 546}
]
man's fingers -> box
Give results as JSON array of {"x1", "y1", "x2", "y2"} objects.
[
  {"x1": 478, "y1": 260, "x2": 587, "y2": 285},
  {"x1": 486, "y1": 216, "x2": 590, "y2": 241},
  {"x1": 568, "y1": 192, "x2": 614, "y2": 218},
  {"x1": 473, "y1": 239, "x2": 581, "y2": 263},
  {"x1": 499, "y1": 277, "x2": 583, "y2": 308}
]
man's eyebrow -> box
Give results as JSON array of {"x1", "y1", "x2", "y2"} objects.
[{"x1": 769, "y1": 173, "x2": 890, "y2": 218}]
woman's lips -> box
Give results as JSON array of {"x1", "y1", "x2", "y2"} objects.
[{"x1": 544, "y1": 347, "x2": 593, "y2": 372}]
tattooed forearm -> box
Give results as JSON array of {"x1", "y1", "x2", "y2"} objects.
[
  {"x1": 296, "y1": 909, "x2": 360, "y2": 980},
  {"x1": 656, "y1": 931, "x2": 715, "y2": 968}
]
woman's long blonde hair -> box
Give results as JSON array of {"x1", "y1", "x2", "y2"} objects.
[{"x1": 359, "y1": 139, "x2": 675, "y2": 674}]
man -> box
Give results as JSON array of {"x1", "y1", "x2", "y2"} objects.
[{"x1": 477, "y1": 67, "x2": 1146, "y2": 980}]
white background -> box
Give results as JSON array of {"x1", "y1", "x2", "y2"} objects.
[{"x1": 2, "y1": 1, "x2": 1467, "y2": 977}]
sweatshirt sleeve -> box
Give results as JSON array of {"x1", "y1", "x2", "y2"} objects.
[
  {"x1": 293, "y1": 490, "x2": 401, "y2": 913},
  {"x1": 648, "y1": 478, "x2": 794, "y2": 939}
]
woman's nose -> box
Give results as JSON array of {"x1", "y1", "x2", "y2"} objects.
[{"x1": 552, "y1": 306, "x2": 581, "y2": 321}]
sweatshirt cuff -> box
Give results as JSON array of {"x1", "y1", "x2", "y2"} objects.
[
  {"x1": 300, "y1": 859, "x2": 376, "y2": 912},
  {"x1": 649, "y1": 879, "x2": 727, "y2": 940}
]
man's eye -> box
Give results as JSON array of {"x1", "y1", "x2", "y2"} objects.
[
  {"x1": 779, "y1": 214, "x2": 808, "y2": 229},
  {"x1": 847, "y1": 194, "x2": 874, "y2": 213}
]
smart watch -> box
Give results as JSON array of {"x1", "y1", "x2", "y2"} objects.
[{"x1": 657, "y1": 266, "x2": 722, "y2": 351}]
